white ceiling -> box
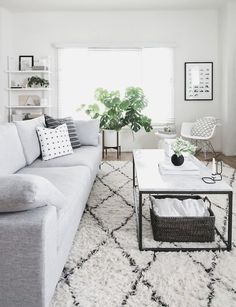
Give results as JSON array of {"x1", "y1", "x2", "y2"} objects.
[{"x1": 0, "y1": 0, "x2": 233, "y2": 12}]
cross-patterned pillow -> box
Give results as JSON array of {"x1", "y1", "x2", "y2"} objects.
[
  {"x1": 191, "y1": 117, "x2": 217, "y2": 137},
  {"x1": 36, "y1": 124, "x2": 73, "y2": 161}
]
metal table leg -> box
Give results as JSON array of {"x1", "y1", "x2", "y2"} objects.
[
  {"x1": 228, "y1": 191, "x2": 233, "y2": 251},
  {"x1": 138, "y1": 192, "x2": 143, "y2": 250}
]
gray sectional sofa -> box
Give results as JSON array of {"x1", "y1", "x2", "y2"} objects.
[{"x1": 0, "y1": 117, "x2": 102, "y2": 307}]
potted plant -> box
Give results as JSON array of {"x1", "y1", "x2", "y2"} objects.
[
  {"x1": 27, "y1": 76, "x2": 49, "y2": 88},
  {"x1": 121, "y1": 87, "x2": 153, "y2": 133},
  {"x1": 171, "y1": 138, "x2": 196, "y2": 166},
  {"x1": 95, "y1": 88, "x2": 124, "y2": 147},
  {"x1": 78, "y1": 87, "x2": 152, "y2": 147}
]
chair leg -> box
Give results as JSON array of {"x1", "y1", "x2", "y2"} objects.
[
  {"x1": 194, "y1": 140, "x2": 202, "y2": 156},
  {"x1": 194, "y1": 140, "x2": 216, "y2": 160},
  {"x1": 202, "y1": 140, "x2": 216, "y2": 160},
  {"x1": 207, "y1": 141, "x2": 216, "y2": 157},
  {"x1": 204, "y1": 145, "x2": 207, "y2": 160},
  {"x1": 185, "y1": 138, "x2": 216, "y2": 160}
]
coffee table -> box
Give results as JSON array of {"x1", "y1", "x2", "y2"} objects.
[{"x1": 133, "y1": 149, "x2": 233, "y2": 252}]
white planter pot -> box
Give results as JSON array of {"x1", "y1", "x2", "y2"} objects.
[{"x1": 103, "y1": 129, "x2": 118, "y2": 147}]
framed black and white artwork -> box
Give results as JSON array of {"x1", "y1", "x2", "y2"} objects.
[
  {"x1": 19, "y1": 55, "x2": 34, "y2": 71},
  {"x1": 184, "y1": 62, "x2": 213, "y2": 101}
]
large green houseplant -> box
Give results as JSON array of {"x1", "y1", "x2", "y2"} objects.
[
  {"x1": 78, "y1": 87, "x2": 152, "y2": 147},
  {"x1": 79, "y1": 87, "x2": 152, "y2": 130}
]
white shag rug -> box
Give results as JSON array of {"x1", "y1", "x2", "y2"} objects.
[{"x1": 51, "y1": 161, "x2": 236, "y2": 307}]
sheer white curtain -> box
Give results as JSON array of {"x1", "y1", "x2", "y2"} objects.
[{"x1": 58, "y1": 47, "x2": 174, "y2": 124}]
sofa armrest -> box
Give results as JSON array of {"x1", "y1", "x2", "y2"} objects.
[{"x1": 0, "y1": 206, "x2": 58, "y2": 307}]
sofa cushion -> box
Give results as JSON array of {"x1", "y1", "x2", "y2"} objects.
[
  {"x1": 0, "y1": 123, "x2": 26, "y2": 174},
  {"x1": 0, "y1": 174, "x2": 65, "y2": 212},
  {"x1": 45, "y1": 114, "x2": 81, "y2": 149},
  {"x1": 17, "y1": 166, "x2": 92, "y2": 248},
  {"x1": 37, "y1": 124, "x2": 73, "y2": 161},
  {"x1": 14, "y1": 115, "x2": 45, "y2": 165},
  {"x1": 17, "y1": 166, "x2": 92, "y2": 208},
  {"x1": 74, "y1": 119, "x2": 100, "y2": 146},
  {"x1": 27, "y1": 145, "x2": 102, "y2": 180}
]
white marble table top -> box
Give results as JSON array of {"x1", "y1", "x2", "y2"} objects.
[{"x1": 133, "y1": 149, "x2": 232, "y2": 193}]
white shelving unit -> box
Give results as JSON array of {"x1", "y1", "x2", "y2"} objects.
[
  {"x1": 5, "y1": 106, "x2": 50, "y2": 109},
  {"x1": 5, "y1": 70, "x2": 52, "y2": 74},
  {"x1": 5, "y1": 56, "x2": 52, "y2": 122},
  {"x1": 6, "y1": 88, "x2": 52, "y2": 91}
]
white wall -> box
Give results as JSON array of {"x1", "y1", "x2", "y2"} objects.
[
  {"x1": 0, "y1": 8, "x2": 12, "y2": 123},
  {"x1": 219, "y1": 3, "x2": 236, "y2": 156},
  {"x1": 1, "y1": 9, "x2": 222, "y2": 150}
]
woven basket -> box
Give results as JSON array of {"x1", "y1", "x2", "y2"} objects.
[{"x1": 150, "y1": 195, "x2": 215, "y2": 242}]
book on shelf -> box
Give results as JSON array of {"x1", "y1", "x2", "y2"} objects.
[{"x1": 32, "y1": 66, "x2": 48, "y2": 71}]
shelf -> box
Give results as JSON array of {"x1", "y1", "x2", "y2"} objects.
[
  {"x1": 5, "y1": 105, "x2": 51, "y2": 109},
  {"x1": 5, "y1": 70, "x2": 51, "y2": 74},
  {"x1": 6, "y1": 56, "x2": 52, "y2": 122},
  {"x1": 6, "y1": 88, "x2": 52, "y2": 91}
]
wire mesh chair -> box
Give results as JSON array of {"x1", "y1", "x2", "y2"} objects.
[{"x1": 181, "y1": 117, "x2": 220, "y2": 160}]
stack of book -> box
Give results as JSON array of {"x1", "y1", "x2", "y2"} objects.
[
  {"x1": 159, "y1": 160, "x2": 200, "y2": 176},
  {"x1": 32, "y1": 65, "x2": 48, "y2": 71}
]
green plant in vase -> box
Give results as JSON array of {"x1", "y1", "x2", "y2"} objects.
[
  {"x1": 27, "y1": 76, "x2": 49, "y2": 88},
  {"x1": 77, "y1": 87, "x2": 152, "y2": 147},
  {"x1": 78, "y1": 87, "x2": 152, "y2": 131},
  {"x1": 171, "y1": 138, "x2": 196, "y2": 166},
  {"x1": 121, "y1": 87, "x2": 152, "y2": 132},
  {"x1": 95, "y1": 88, "x2": 125, "y2": 131}
]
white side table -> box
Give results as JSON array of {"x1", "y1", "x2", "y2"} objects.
[{"x1": 155, "y1": 131, "x2": 177, "y2": 149}]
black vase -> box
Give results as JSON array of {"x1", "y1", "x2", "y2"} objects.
[{"x1": 171, "y1": 154, "x2": 184, "y2": 166}]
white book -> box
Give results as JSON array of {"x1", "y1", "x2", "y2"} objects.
[
  {"x1": 159, "y1": 168, "x2": 200, "y2": 176},
  {"x1": 159, "y1": 160, "x2": 200, "y2": 175}
]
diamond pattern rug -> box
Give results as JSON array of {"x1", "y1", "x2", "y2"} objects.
[{"x1": 51, "y1": 161, "x2": 236, "y2": 307}]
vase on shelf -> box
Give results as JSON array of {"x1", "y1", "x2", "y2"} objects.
[{"x1": 171, "y1": 154, "x2": 184, "y2": 166}]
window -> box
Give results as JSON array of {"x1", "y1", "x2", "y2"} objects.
[{"x1": 58, "y1": 47, "x2": 174, "y2": 124}]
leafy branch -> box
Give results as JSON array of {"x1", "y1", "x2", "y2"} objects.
[{"x1": 172, "y1": 138, "x2": 196, "y2": 157}]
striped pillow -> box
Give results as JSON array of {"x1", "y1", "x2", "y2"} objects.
[{"x1": 44, "y1": 115, "x2": 81, "y2": 149}]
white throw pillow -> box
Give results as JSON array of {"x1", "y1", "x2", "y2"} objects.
[
  {"x1": 74, "y1": 119, "x2": 100, "y2": 146},
  {"x1": 37, "y1": 124, "x2": 73, "y2": 161},
  {"x1": 14, "y1": 115, "x2": 45, "y2": 165},
  {"x1": 191, "y1": 117, "x2": 217, "y2": 137}
]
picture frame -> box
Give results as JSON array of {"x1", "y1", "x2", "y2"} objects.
[
  {"x1": 19, "y1": 55, "x2": 34, "y2": 71},
  {"x1": 184, "y1": 62, "x2": 213, "y2": 101}
]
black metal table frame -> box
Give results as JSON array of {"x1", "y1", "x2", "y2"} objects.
[{"x1": 133, "y1": 156, "x2": 233, "y2": 252}]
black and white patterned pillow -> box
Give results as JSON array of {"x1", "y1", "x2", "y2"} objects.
[
  {"x1": 191, "y1": 117, "x2": 217, "y2": 137},
  {"x1": 36, "y1": 124, "x2": 73, "y2": 161},
  {"x1": 44, "y1": 115, "x2": 81, "y2": 149}
]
